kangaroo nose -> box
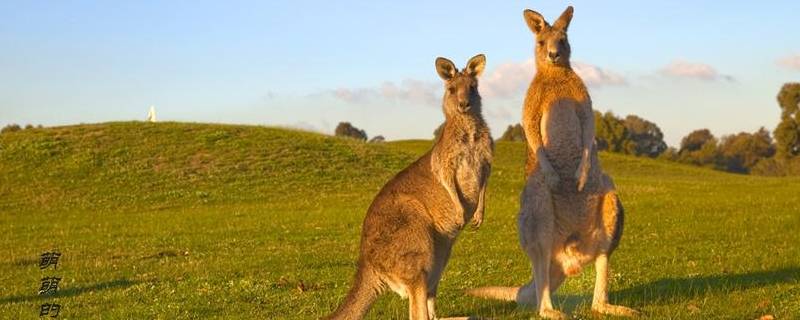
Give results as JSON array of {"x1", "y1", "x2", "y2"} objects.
[
  {"x1": 459, "y1": 101, "x2": 470, "y2": 112},
  {"x1": 548, "y1": 51, "x2": 560, "y2": 60}
]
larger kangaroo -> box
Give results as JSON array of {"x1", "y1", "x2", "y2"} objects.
[
  {"x1": 467, "y1": 7, "x2": 639, "y2": 319},
  {"x1": 327, "y1": 54, "x2": 493, "y2": 320}
]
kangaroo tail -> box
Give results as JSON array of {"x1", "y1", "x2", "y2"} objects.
[
  {"x1": 466, "y1": 282, "x2": 535, "y2": 306},
  {"x1": 326, "y1": 264, "x2": 381, "y2": 320}
]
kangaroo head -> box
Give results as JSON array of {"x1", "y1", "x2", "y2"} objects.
[
  {"x1": 435, "y1": 54, "x2": 486, "y2": 117},
  {"x1": 524, "y1": 6, "x2": 573, "y2": 68}
]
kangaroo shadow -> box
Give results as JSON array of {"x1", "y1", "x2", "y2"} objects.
[
  {"x1": 460, "y1": 300, "x2": 520, "y2": 319},
  {"x1": 608, "y1": 266, "x2": 800, "y2": 305},
  {"x1": 0, "y1": 278, "x2": 139, "y2": 305},
  {"x1": 463, "y1": 267, "x2": 800, "y2": 317}
]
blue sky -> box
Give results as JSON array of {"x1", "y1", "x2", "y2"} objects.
[{"x1": 1, "y1": 1, "x2": 799, "y2": 146}]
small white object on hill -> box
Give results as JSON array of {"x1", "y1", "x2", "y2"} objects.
[{"x1": 146, "y1": 106, "x2": 156, "y2": 122}]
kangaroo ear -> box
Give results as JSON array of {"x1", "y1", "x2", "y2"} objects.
[
  {"x1": 553, "y1": 6, "x2": 574, "y2": 31},
  {"x1": 465, "y1": 54, "x2": 486, "y2": 78},
  {"x1": 435, "y1": 57, "x2": 457, "y2": 81},
  {"x1": 523, "y1": 9, "x2": 549, "y2": 34}
]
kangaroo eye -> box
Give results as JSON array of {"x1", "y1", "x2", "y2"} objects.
[
  {"x1": 538, "y1": 40, "x2": 544, "y2": 46},
  {"x1": 448, "y1": 87, "x2": 456, "y2": 94}
]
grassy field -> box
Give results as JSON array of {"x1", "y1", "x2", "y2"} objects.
[{"x1": 1, "y1": 121, "x2": 798, "y2": 319}]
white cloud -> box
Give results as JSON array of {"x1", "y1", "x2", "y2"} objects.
[
  {"x1": 330, "y1": 60, "x2": 625, "y2": 106},
  {"x1": 332, "y1": 79, "x2": 439, "y2": 106},
  {"x1": 659, "y1": 60, "x2": 733, "y2": 81},
  {"x1": 572, "y1": 62, "x2": 628, "y2": 87},
  {"x1": 777, "y1": 54, "x2": 800, "y2": 71},
  {"x1": 475, "y1": 59, "x2": 626, "y2": 99},
  {"x1": 332, "y1": 87, "x2": 376, "y2": 104},
  {"x1": 380, "y1": 79, "x2": 439, "y2": 106},
  {"x1": 480, "y1": 59, "x2": 535, "y2": 99}
]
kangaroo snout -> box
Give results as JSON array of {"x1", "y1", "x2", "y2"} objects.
[{"x1": 548, "y1": 51, "x2": 561, "y2": 62}]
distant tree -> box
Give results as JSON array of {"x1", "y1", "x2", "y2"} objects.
[
  {"x1": 623, "y1": 115, "x2": 667, "y2": 157},
  {"x1": 671, "y1": 127, "x2": 781, "y2": 174},
  {"x1": 658, "y1": 147, "x2": 679, "y2": 161},
  {"x1": 498, "y1": 124, "x2": 526, "y2": 142},
  {"x1": 1, "y1": 124, "x2": 21, "y2": 134},
  {"x1": 692, "y1": 138, "x2": 721, "y2": 167},
  {"x1": 677, "y1": 129, "x2": 720, "y2": 167},
  {"x1": 334, "y1": 122, "x2": 367, "y2": 141},
  {"x1": 679, "y1": 129, "x2": 715, "y2": 154},
  {"x1": 24, "y1": 124, "x2": 34, "y2": 130},
  {"x1": 717, "y1": 128, "x2": 775, "y2": 173},
  {"x1": 368, "y1": 135, "x2": 385, "y2": 143},
  {"x1": 774, "y1": 83, "x2": 800, "y2": 158},
  {"x1": 751, "y1": 156, "x2": 800, "y2": 176},
  {"x1": 594, "y1": 111, "x2": 633, "y2": 153}
]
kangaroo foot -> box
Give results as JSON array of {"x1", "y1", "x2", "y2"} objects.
[
  {"x1": 592, "y1": 303, "x2": 640, "y2": 317},
  {"x1": 539, "y1": 308, "x2": 568, "y2": 319}
]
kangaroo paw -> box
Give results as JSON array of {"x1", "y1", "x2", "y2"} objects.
[{"x1": 470, "y1": 210, "x2": 483, "y2": 229}]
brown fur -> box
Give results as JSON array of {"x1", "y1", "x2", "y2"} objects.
[
  {"x1": 467, "y1": 7, "x2": 639, "y2": 319},
  {"x1": 327, "y1": 55, "x2": 493, "y2": 320}
]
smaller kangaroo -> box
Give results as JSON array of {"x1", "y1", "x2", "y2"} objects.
[{"x1": 327, "y1": 54, "x2": 493, "y2": 320}]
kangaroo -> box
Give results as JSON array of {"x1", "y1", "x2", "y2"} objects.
[
  {"x1": 467, "y1": 7, "x2": 639, "y2": 319},
  {"x1": 327, "y1": 54, "x2": 493, "y2": 320}
]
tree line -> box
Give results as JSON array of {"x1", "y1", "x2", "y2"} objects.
[
  {"x1": 1, "y1": 123, "x2": 43, "y2": 133},
  {"x1": 496, "y1": 111, "x2": 669, "y2": 158},
  {"x1": 494, "y1": 82, "x2": 800, "y2": 176},
  {"x1": 334, "y1": 122, "x2": 385, "y2": 143}
]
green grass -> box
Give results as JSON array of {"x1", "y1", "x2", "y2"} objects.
[{"x1": 1, "y1": 121, "x2": 798, "y2": 319}]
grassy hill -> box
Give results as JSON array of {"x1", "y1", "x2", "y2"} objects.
[
  {"x1": 0, "y1": 122, "x2": 414, "y2": 212},
  {"x1": 1, "y1": 122, "x2": 798, "y2": 319}
]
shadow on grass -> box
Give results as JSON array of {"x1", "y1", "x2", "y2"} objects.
[
  {"x1": 0, "y1": 279, "x2": 139, "y2": 305},
  {"x1": 611, "y1": 266, "x2": 800, "y2": 304},
  {"x1": 462, "y1": 301, "x2": 521, "y2": 319},
  {"x1": 463, "y1": 267, "x2": 800, "y2": 317}
]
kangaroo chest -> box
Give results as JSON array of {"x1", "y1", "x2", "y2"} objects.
[
  {"x1": 541, "y1": 99, "x2": 584, "y2": 174},
  {"x1": 454, "y1": 133, "x2": 492, "y2": 205}
]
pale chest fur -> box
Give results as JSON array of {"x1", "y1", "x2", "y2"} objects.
[
  {"x1": 432, "y1": 123, "x2": 493, "y2": 208},
  {"x1": 453, "y1": 131, "x2": 492, "y2": 205},
  {"x1": 541, "y1": 98, "x2": 584, "y2": 172},
  {"x1": 527, "y1": 72, "x2": 591, "y2": 176}
]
